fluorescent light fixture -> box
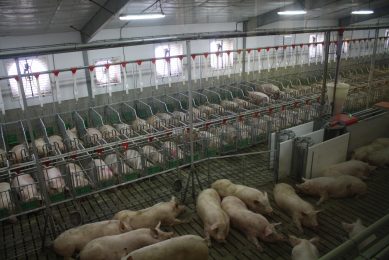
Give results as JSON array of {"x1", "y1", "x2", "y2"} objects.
[
  {"x1": 284, "y1": 35, "x2": 293, "y2": 38},
  {"x1": 277, "y1": 10, "x2": 307, "y2": 15},
  {"x1": 351, "y1": 10, "x2": 374, "y2": 15},
  {"x1": 119, "y1": 13, "x2": 165, "y2": 20}
]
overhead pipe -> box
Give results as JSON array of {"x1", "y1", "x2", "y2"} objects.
[
  {"x1": 331, "y1": 29, "x2": 344, "y2": 116},
  {"x1": 1, "y1": 24, "x2": 389, "y2": 59},
  {"x1": 320, "y1": 31, "x2": 331, "y2": 116},
  {"x1": 366, "y1": 28, "x2": 379, "y2": 109}
]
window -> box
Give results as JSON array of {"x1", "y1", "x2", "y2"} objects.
[
  {"x1": 309, "y1": 34, "x2": 324, "y2": 58},
  {"x1": 95, "y1": 58, "x2": 121, "y2": 86},
  {"x1": 385, "y1": 29, "x2": 389, "y2": 49},
  {"x1": 7, "y1": 57, "x2": 51, "y2": 98},
  {"x1": 155, "y1": 43, "x2": 183, "y2": 77},
  {"x1": 210, "y1": 39, "x2": 234, "y2": 69}
]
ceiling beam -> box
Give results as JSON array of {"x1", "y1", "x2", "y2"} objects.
[
  {"x1": 80, "y1": 0, "x2": 130, "y2": 43},
  {"x1": 339, "y1": 4, "x2": 389, "y2": 27}
]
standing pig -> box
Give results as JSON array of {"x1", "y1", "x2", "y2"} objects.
[
  {"x1": 113, "y1": 196, "x2": 187, "y2": 229},
  {"x1": 66, "y1": 163, "x2": 90, "y2": 188},
  {"x1": 66, "y1": 129, "x2": 83, "y2": 148},
  {"x1": 85, "y1": 128, "x2": 103, "y2": 145},
  {"x1": 11, "y1": 174, "x2": 42, "y2": 202},
  {"x1": 79, "y1": 223, "x2": 174, "y2": 260},
  {"x1": 132, "y1": 117, "x2": 152, "y2": 132},
  {"x1": 289, "y1": 235, "x2": 320, "y2": 260},
  {"x1": 221, "y1": 100, "x2": 239, "y2": 111},
  {"x1": 123, "y1": 235, "x2": 208, "y2": 260},
  {"x1": 233, "y1": 98, "x2": 254, "y2": 109},
  {"x1": 211, "y1": 179, "x2": 273, "y2": 215},
  {"x1": 43, "y1": 166, "x2": 66, "y2": 194},
  {"x1": 142, "y1": 145, "x2": 164, "y2": 164},
  {"x1": 172, "y1": 111, "x2": 187, "y2": 122},
  {"x1": 274, "y1": 183, "x2": 320, "y2": 232},
  {"x1": 162, "y1": 141, "x2": 184, "y2": 160},
  {"x1": 208, "y1": 103, "x2": 225, "y2": 114},
  {"x1": 33, "y1": 138, "x2": 47, "y2": 157},
  {"x1": 323, "y1": 160, "x2": 376, "y2": 179},
  {"x1": 295, "y1": 176, "x2": 367, "y2": 205},
  {"x1": 0, "y1": 182, "x2": 12, "y2": 209},
  {"x1": 198, "y1": 105, "x2": 215, "y2": 117},
  {"x1": 104, "y1": 154, "x2": 133, "y2": 175},
  {"x1": 90, "y1": 159, "x2": 114, "y2": 181},
  {"x1": 147, "y1": 115, "x2": 165, "y2": 129},
  {"x1": 196, "y1": 188, "x2": 230, "y2": 246},
  {"x1": 114, "y1": 123, "x2": 132, "y2": 136},
  {"x1": 221, "y1": 196, "x2": 284, "y2": 251},
  {"x1": 247, "y1": 91, "x2": 270, "y2": 104},
  {"x1": 49, "y1": 135, "x2": 65, "y2": 152},
  {"x1": 156, "y1": 112, "x2": 173, "y2": 122},
  {"x1": 99, "y1": 125, "x2": 119, "y2": 140},
  {"x1": 53, "y1": 220, "x2": 132, "y2": 259},
  {"x1": 10, "y1": 144, "x2": 29, "y2": 163},
  {"x1": 124, "y1": 149, "x2": 150, "y2": 170},
  {"x1": 341, "y1": 219, "x2": 376, "y2": 250}
]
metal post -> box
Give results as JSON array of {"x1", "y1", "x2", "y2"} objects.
[
  {"x1": 15, "y1": 58, "x2": 57, "y2": 243},
  {"x1": 186, "y1": 40, "x2": 194, "y2": 169},
  {"x1": 242, "y1": 21, "x2": 248, "y2": 77},
  {"x1": 331, "y1": 29, "x2": 344, "y2": 116},
  {"x1": 82, "y1": 50, "x2": 95, "y2": 107},
  {"x1": 320, "y1": 31, "x2": 331, "y2": 116},
  {"x1": 366, "y1": 28, "x2": 379, "y2": 109}
]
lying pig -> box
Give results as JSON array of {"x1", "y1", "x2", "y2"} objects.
[
  {"x1": 192, "y1": 107, "x2": 201, "y2": 119},
  {"x1": 53, "y1": 220, "x2": 131, "y2": 259},
  {"x1": 66, "y1": 163, "x2": 90, "y2": 188},
  {"x1": 124, "y1": 149, "x2": 150, "y2": 170},
  {"x1": 162, "y1": 141, "x2": 184, "y2": 160},
  {"x1": 10, "y1": 144, "x2": 29, "y2": 163},
  {"x1": 220, "y1": 100, "x2": 239, "y2": 111},
  {"x1": 196, "y1": 188, "x2": 230, "y2": 246},
  {"x1": 274, "y1": 183, "x2": 320, "y2": 232},
  {"x1": 132, "y1": 117, "x2": 152, "y2": 132},
  {"x1": 11, "y1": 174, "x2": 42, "y2": 202},
  {"x1": 123, "y1": 235, "x2": 208, "y2": 260},
  {"x1": 207, "y1": 103, "x2": 225, "y2": 114},
  {"x1": 341, "y1": 218, "x2": 376, "y2": 250},
  {"x1": 233, "y1": 98, "x2": 254, "y2": 109},
  {"x1": 172, "y1": 111, "x2": 187, "y2": 122},
  {"x1": 366, "y1": 147, "x2": 389, "y2": 167},
  {"x1": 211, "y1": 179, "x2": 273, "y2": 215},
  {"x1": 322, "y1": 160, "x2": 376, "y2": 180},
  {"x1": 142, "y1": 145, "x2": 164, "y2": 164},
  {"x1": 43, "y1": 166, "x2": 66, "y2": 194},
  {"x1": 352, "y1": 143, "x2": 385, "y2": 161},
  {"x1": 85, "y1": 128, "x2": 103, "y2": 144},
  {"x1": 0, "y1": 182, "x2": 12, "y2": 209},
  {"x1": 373, "y1": 137, "x2": 389, "y2": 146},
  {"x1": 256, "y1": 83, "x2": 280, "y2": 95},
  {"x1": 114, "y1": 123, "x2": 133, "y2": 136},
  {"x1": 104, "y1": 154, "x2": 133, "y2": 175},
  {"x1": 113, "y1": 196, "x2": 186, "y2": 229},
  {"x1": 0, "y1": 148, "x2": 6, "y2": 166},
  {"x1": 49, "y1": 135, "x2": 65, "y2": 152},
  {"x1": 90, "y1": 159, "x2": 114, "y2": 181},
  {"x1": 289, "y1": 235, "x2": 320, "y2": 260},
  {"x1": 295, "y1": 176, "x2": 367, "y2": 205},
  {"x1": 66, "y1": 129, "x2": 83, "y2": 148},
  {"x1": 247, "y1": 91, "x2": 270, "y2": 104},
  {"x1": 79, "y1": 223, "x2": 174, "y2": 260},
  {"x1": 147, "y1": 115, "x2": 165, "y2": 129},
  {"x1": 198, "y1": 131, "x2": 221, "y2": 149},
  {"x1": 156, "y1": 112, "x2": 172, "y2": 122},
  {"x1": 198, "y1": 105, "x2": 215, "y2": 117},
  {"x1": 221, "y1": 196, "x2": 284, "y2": 251},
  {"x1": 99, "y1": 125, "x2": 119, "y2": 140}
]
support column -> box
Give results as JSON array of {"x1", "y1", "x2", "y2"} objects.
[
  {"x1": 320, "y1": 31, "x2": 331, "y2": 116},
  {"x1": 242, "y1": 21, "x2": 248, "y2": 78},
  {"x1": 186, "y1": 40, "x2": 194, "y2": 169},
  {"x1": 331, "y1": 29, "x2": 344, "y2": 116},
  {"x1": 366, "y1": 28, "x2": 379, "y2": 109},
  {"x1": 82, "y1": 50, "x2": 95, "y2": 107}
]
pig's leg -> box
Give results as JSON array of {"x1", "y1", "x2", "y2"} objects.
[
  {"x1": 292, "y1": 213, "x2": 303, "y2": 233},
  {"x1": 316, "y1": 192, "x2": 328, "y2": 206},
  {"x1": 169, "y1": 218, "x2": 190, "y2": 225},
  {"x1": 204, "y1": 227, "x2": 212, "y2": 247},
  {"x1": 247, "y1": 235, "x2": 263, "y2": 252}
]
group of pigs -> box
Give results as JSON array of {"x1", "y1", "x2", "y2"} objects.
[{"x1": 52, "y1": 196, "x2": 208, "y2": 260}]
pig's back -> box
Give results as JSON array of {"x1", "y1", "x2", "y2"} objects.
[{"x1": 196, "y1": 189, "x2": 223, "y2": 220}]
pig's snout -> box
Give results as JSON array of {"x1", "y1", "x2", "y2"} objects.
[{"x1": 266, "y1": 207, "x2": 273, "y2": 214}]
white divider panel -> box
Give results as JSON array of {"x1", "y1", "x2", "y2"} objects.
[
  {"x1": 305, "y1": 133, "x2": 350, "y2": 179},
  {"x1": 277, "y1": 121, "x2": 315, "y2": 178},
  {"x1": 301, "y1": 129, "x2": 324, "y2": 144}
]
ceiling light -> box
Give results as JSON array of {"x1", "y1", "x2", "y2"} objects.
[
  {"x1": 119, "y1": 13, "x2": 166, "y2": 21},
  {"x1": 351, "y1": 10, "x2": 374, "y2": 15},
  {"x1": 277, "y1": 10, "x2": 307, "y2": 15},
  {"x1": 284, "y1": 35, "x2": 293, "y2": 38}
]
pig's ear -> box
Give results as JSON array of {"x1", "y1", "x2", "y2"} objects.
[
  {"x1": 302, "y1": 177, "x2": 308, "y2": 182},
  {"x1": 309, "y1": 237, "x2": 320, "y2": 246},
  {"x1": 314, "y1": 209, "x2": 323, "y2": 214},
  {"x1": 289, "y1": 235, "x2": 301, "y2": 246},
  {"x1": 210, "y1": 223, "x2": 219, "y2": 232},
  {"x1": 150, "y1": 228, "x2": 159, "y2": 239},
  {"x1": 264, "y1": 226, "x2": 273, "y2": 237},
  {"x1": 264, "y1": 192, "x2": 268, "y2": 199},
  {"x1": 119, "y1": 221, "x2": 127, "y2": 232},
  {"x1": 272, "y1": 222, "x2": 282, "y2": 227},
  {"x1": 171, "y1": 196, "x2": 177, "y2": 203}
]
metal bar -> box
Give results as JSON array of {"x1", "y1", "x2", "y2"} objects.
[
  {"x1": 366, "y1": 28, "x2": 379, "y2": 109},
  {"x1": 331, "y1": 30, "x2": 344, "y2": 116},
  {"x1": 186, "y1": 40, "x2": 194, "y2": 169},
  {"x1": 1, "y1": 25, "x2": 389, "y2": 59},
  {"x1": 320, "y1": 31, "x2": 331, "y2": 116}
]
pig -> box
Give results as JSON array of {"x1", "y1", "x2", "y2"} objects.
[
  {"x1": 124, "y1": 149, "x2": 150, "y2": 170},
  {"x1": 221, "y1": 196, "x2": 284, "y2": 251},
  {"x1": 162, "y1": 141, "x2": 184, "y2": 160},
  {"x1": 85, "y1": 128, "x2": 103, "y2": 144},
  {"x1": 156, "y1": 112, "x2": 172, "y2": 122},
  {"x1": 0, "y1": 182, "x2": 12, "y2": 209},
  {"x1": 113, "y1": 196, "x2": 187, "y2": 229},
  {"x1": 373, "y1": 137, "x2": 389, "y2": 146},
  {"x1": 49, "y1": 135, "x2": 65, "y2": 152},
  {"x1": 247, "y1": 91, "x2": 270, "y2": 104},
  {"x1": 66, "y1": 129, "x2": 83, "y2": 148},
  {"x1": 104, "y1": 154, "x2": 133, "y2": 175},
  {"x1": 233, "y1": 98, "x2": 254, "y2": 109},
  {"x1": 196, "y1": 188, "x2": 230, "y2": 245},
  {"x1": 10, "y1": 144, "x2": 29, "y2": 163},
  {"x1": 11, "y1": 174, "x2": 42, "y2": 202},
  {"x1": 172, "y1": 111, "x2": 187, "y2": 122},
  {"x1": 142, "y1": 145, "x2": 164, "y2": 164},
  {"x1": 100, "y1": 125, "x2": 119, "y2": 139},
  {"x1": 192, "y1": 107, "x2": 201, "y2": 119},
  {"x1": 114, "y1": 123, "x2": 133, "y2": 136},
  {"x1": 256, "y1": 83, "x2": 280, "y2": 95},
  {"x1": 295, "y1": 176, "x2": 367, "y2": 205},
  {"x1": 341, "y1": 218, "x2": 376, "y2": 250},
  {"x1": 0, "y1": 148, "x2": 6, "y2": 166},
  {"x1": 208, "y1": 103, "x2": 225, "y2": 114},
  {"x1": 198, "y1": 105, "x2": 215, "y2": 117},
  {"x1": 366, "y1": 146, "x2": 389, "y2": 167},
  {"x1": 53, "y1": 220, "x2": 132, "y2": 259},
  {"x1": 147, "y1": 115, "x2": 165, "y2": 129},
  {"x1": 33, "y1": 138, "x2": 47, "y2": 157},
  {"x1": 352, "y1": 143, "x2": 385, "y2": 161},
  {"x1": 66, "y1": 163, "x2": 90, "y2": 188},
  {"x1": 198, "y1": 131, "x2": 221, "y2": 149},
  {"x1": 123, "y1": 235, "x2": 208, "y2": 260},
  {"x1": 211, "y1": 179, "x2": 273, "y2": 215},
  {"x1": 90, "y1": 159, "x2": 114, "y2": 181},
  {"x1": 289, "y1": 235, "x2": 320, "y2": 260},
  {"x1": 43, "y1": 166, "x2": 66, "y2": 194},
  {"x1": 220, "y1": 100, "x2": 239, "y2": 111},
  {"x1": 79, "y1": 223, "x2": 174, "y2": 260},
  {"x1": 131, "y1": 117, "x2": 152, "y2": 132},
  {"x1": 218, "y1": 125, "x2": 238, "y2": 144},
  {"x1": 273, "y1": 183, "x2": 320, "y2": 232},
  {"x1": 322, "y1": 160, "x2": 376, "y2": 180}
]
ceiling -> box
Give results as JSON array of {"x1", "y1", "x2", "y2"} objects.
[{"x1": 0, "y1": 0, "x2": 388, "y2": 41}]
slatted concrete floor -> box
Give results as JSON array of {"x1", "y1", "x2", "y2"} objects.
[{"x1": 1, "y1": 146, "x2": 389, "y2": 259}]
